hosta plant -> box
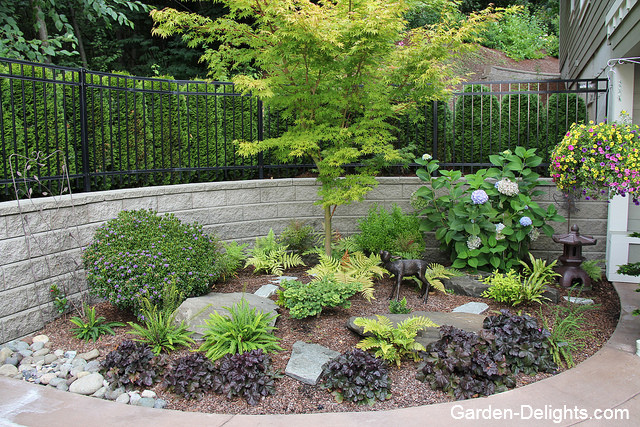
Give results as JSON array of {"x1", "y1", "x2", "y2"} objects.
[
  {"x1": 163, "y1": 353, "x2": 218, "y2": 400},
  {"x1": 417, "y1": 325, "x2": 515, "y2": 400},
  {"x1": 70, "y1": 306, "x2": 124, "y2": 342},
  {"x1": 212, "y1": 349, "x2": 280, "y2": 406},
  {"x1": 354, "y1": 315, "x2": 438, "y2": 367},
  {"x1": 197, "y1": 300, "x2": 283, "y2": 362},
  {"x1": 483, "y1": 309, "x2": 556, "y2": 375},
  {"x1": 245, "y1": 229, "x2": 304, "y2": 275},
  {"x1": 321, "y1": 349, "x2": 391, "y2": 406},
  {"x1": 101, "y1": 340, "x2": 167, "y2": 390},
  {"x1": 277, "y1": 276, "x2": 362, "y2": 319}
]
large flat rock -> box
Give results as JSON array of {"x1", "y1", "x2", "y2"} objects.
[
  {"x1": 285, "y1": 341, "x2": 340, "y2": 386},
  {"x1": 347, "y1": 311, "x2": 486, "y2": 348},
  {"x1": 174, "y1": 292, "x2": 279, "y2": 340},
  {"x1": 442, "y1": 274, "x2": 560, "y2": 303}
]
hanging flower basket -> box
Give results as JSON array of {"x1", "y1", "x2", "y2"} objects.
[{"x1": 549, "y1": 117, "x2": 640, "y2": 204}]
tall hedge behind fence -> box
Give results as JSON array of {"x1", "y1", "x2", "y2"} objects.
[{"x1": 0, "y1": 58, "x2": 608, "y2": 201}]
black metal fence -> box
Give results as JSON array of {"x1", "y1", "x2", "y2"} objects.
[{"x1": 0, "y1": 57, "x2": 609, "y2": 200}]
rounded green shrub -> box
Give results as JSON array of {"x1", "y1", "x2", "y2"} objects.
[
  {"x1": 546, "y1": 93, "x2": 588, "y2": 152},
  {"x1": 353, "y1": 204, "x2": 424, "y2": 259},
  {"x1": 453, "y1": 85, "x2": 501, "y2": 164},
  {"x1": 500, "y1": 93, "x2": 544, "y2": 149},
  {"x1": 83, "y1": 209, "x2": 228, "y2": 313}
]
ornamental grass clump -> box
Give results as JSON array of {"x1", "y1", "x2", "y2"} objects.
[
  {"x1": 415, "y1": 147, "x2": 565, "y2": 272},
  {"x1": 550, "y1": 118, "x2": 640, "y2": 204},
  {"x1": 83, "y1": 209, "x2": 231, "y2": 314}
]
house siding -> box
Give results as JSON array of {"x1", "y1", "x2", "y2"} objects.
[
  {"x1": 561, "y1": 0, "x2": 640, "y2": 80},
  {"x1": 560, "y1": 0, "x2": 610, "y2": 80}
]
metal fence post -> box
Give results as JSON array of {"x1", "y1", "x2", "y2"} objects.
[
  {"x1": 431, "y1": 100, "x2": 438, "y2": 161},
  {"x1": 78, "y1": 68, "x2": 91, "y2": 192},
  {"x1": 257, "y1": 98, "x2": 264, "y2": 179}
]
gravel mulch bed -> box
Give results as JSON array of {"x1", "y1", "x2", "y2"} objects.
[{"x1": 35, "y1": 266, "x2": 620, "y2": 415}]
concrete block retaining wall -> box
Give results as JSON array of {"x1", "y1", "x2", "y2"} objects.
[{"x1": 0, "y1": 177, "x2": 607, "y2": 344}]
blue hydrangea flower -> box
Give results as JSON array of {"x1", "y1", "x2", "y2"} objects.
[
  {"x1": 470, "y1": 189, "x2": 489, "y2": 204},
  {"x1": 519, "y1": 216, "x2": 532, "y2": 227}
]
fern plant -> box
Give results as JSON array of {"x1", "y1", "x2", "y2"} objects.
[
  {"x1": 389, "y1": 297, "x2": 411, "y2": 314},
  {"x1": 127, "y1": 297, "x2": 195, "y2": 355},
  {"x1": 354, "y1": 315, "x2": 438, "y2": 367},
  {"x1": 581, "y1": 259, "x2": 603, "y2": 281},
  {"x1": 197, "y1": 299, "x2": 283, "y2": 362},
  {"x1": 70, "y1": 305, "x2": 125, "y2": 342},
  {"x1": 245, "y1": 229, "x2": 304, "y2": 275},
  {"x1": 307, "y1": 250, "x2": 385, "y2": 301},
  {"x1": 410, "y1": 263, "x2": 461, "y2": 293}
]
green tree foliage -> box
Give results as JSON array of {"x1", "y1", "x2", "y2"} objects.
[
  {"x1": 0, "y1": 0, "x2": 149, "y2": 64},
  {"x1": 152, "y1": 0, "x2": 499, "y2": 255},
  {"x1": 454, "y1": 84, "x2": 501, "y2": 164}
]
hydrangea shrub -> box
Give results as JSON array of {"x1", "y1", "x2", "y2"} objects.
[
  {"x1": 414, "y1": 147, "x2": 565, "y2": 272},
  {"x1": 83, "y1": 209, "x2": 227, "y2": 313}
]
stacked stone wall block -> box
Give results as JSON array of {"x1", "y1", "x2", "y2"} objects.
[{"x1": 0, "y1": 177, "x2": 610, "y2": 344}]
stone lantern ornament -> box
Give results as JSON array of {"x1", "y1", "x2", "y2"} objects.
[{"x1": 552, "y1": 225, "x2": 597, "y2": 288}]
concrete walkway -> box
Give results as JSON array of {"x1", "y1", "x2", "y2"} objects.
[{"x1": 1, "y1": 283, "x2": 639, "y2": 427}]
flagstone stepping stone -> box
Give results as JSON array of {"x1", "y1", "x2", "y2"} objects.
[
  {"x1": 563, "y1": 296, "x2": 595, "y2": 305},
  {"x1": 270, "y1": 276, "x2": 298, "y2": 284},
  {"x1": 255, "y1": 284, "x2": 279, "y2": 298},
  {"x1": 285, "y1": 341, "x2": 340, "y2": 385},
  {"x1": 173, "y1": 292, "x2": 279, "y2": 340},
  {"x1": 452, "y1": 302, "x2": 489, "y2": 315},
  {"x1": 347, "y1": 311, "x2": 486, "y2": 348}
]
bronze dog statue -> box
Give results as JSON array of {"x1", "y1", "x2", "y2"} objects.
[{"x1": 380, "y1": 250, "x2": 431, "y2": 304}]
